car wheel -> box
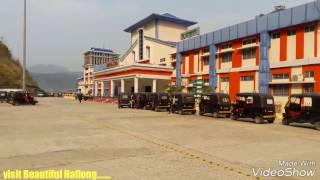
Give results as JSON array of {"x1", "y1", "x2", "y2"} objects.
[
  {"x1": 282, "y1": 117, "x2": 291, "y2": 125},
  {"x1": 268, "y1": 119, "x2": 275, "y2": 123},
  {"x1": 314, "y1": 122, "x2": 320, "y2": 131},
  {"x1": 213, "y1": 112, "x2": 219, "y2": 118},
  {"x1": 255, "y1": 116, "x2": 263, "y2": 124}
]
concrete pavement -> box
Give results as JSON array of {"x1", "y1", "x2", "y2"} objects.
[{"x1": 0, "y1": 98, "x2": 319, "y2": 180}]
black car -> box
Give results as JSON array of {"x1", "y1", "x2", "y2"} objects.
[
  {"x1": 118, "y1": 93, "x2": 130, "y2": 108},
  {"x1": 145, "y1": 93, "x2": 170, "y2": 111},
  {"x1": 282, "y1": 94, "x2": 320, "y2": 130},
  {"x1": 8, "y1": 91, "x2": 38, "y2": 106},
  {"x1": 199, "y1": 93, "x2": 231, "y2": 118},
  {"x1": 0, "y1": 91, "x2": 8, "y2": 103},
  {"x1": 231, "y1": 93, "x2": 275, "y2": 124},
  {"x1": 171, "y1": 93, "x2": 196, "y2": 115}
]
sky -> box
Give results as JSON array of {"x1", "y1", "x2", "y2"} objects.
[{"x1": 0, "y1": 0, "x2": 315, "y2": 72}]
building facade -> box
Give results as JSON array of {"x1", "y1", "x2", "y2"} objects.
[
  {"x1": 83, "y1": 47, "x2": 119, "y2": 95},
  {"x1": 173, "y1": 0, "x2": 320, "y2": 107},
  {"x1": 93, "y1": 13, "x2": 196, "y2": 97}
]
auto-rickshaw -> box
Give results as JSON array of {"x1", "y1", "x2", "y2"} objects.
[
  {"x1": 8, "y1": 91, "x2": 38, "y2": 106},
  {"x1": 144, "y1": 93, "x2": 155, "y2": 110},
  {"x1": 171, "y1": 93, "x2": 196, "y2": 115},
  {"x1": 145, "y1": 93, "x2": 170, "y2": 111},
  {"x1": 282, "y1": 94, "x2": 320, "y2": 130},
  {"x1": 118, "y1": 93, "x2": 131, "y2": 108},
  {"x1": 133, "y1": 93, "x2": 147, "y2": 109},
  {"x1": 231, "y1": 93, "x2": 275, "y2": 124},
  {"x1": 0, "y1": 91, "x2": 8, "y2": 103},
  {"x1": 199, "y1": 93, "x2": 231, "y2": 118}
]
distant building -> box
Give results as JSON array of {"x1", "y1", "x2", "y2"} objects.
[
  {"x1": 83, "y1": 47, "x2": 120, "y2": 95},
  {"x1": 77, "y1": 76, "x2": 84, "y2": 93},
  {"x1": 93, "y1": 13, "x2": 196, "y2": 97}
]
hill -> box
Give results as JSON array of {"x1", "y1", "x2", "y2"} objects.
[
  {"x1": 0, "y1": 41, "x2": 37, "y2": 89},
  {"x1": 31, "y1": 71, "x2": 82, "y2": 91},
  {"x1": 29, "y1": 64, "x2": 70, "y2": 74}
]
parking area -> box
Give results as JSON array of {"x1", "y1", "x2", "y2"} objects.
[{"x1": 0, "y1": 98, "x2": 319, "y2": 180}]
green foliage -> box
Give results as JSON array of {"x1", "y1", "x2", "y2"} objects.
[
  {"x1": 0, "y1": 41, "x2": 37, "y2": 88},
  {"x1": 164, "y1": 84, "x2": 184, "y2": 94},
  {"x1": 202, "y1": 86, "x2": 213, "y2": 94}
]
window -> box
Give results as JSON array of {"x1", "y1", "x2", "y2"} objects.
[
  {"x1": 304, "y1": 71, "x2": 314, "y2": 78},
  {"x1": 272, "y1": 73, "x2": 289, "y2": 80},
  {"x1": 272, "y1": 32, "x2": 280, "y2": 39},
  {"x1": 160, "y1": 58, "x2": 166, "y2": 62},
  {"x1": 243, "y1": 38, "x2": 256, "y2": 45},
  {"x1": 138, "y1": 29, "x2": 144, "y2": 60},
  {"x1": 242, "y1": 48, "x2": 256, "y2": 60},
  {"x1": 203, "y1": 47, "x2": 210, "y2": 54},
  {"x1": 304, "y1": 84, "x2": 314, "y2": 94},
  {"x1": 221, "y1": 43, "x2": 232, "y2": 49},
  {"x1": 240, "y1": 76, "x2": 254, "y2": 81},
  {"x1": 203, "y1": 56, "x2": 209, "y2": 65},
  {"x1": 272, "y1": 84, "x2": 289, "y2": 96},
  {"x1": 287, "y1": 30, "x2": 296, "y2": 36},
  {"x1": 221, "y1": 77, "x2": 229, "y2": 82},
  {"x1": 146, "y1": 46, "x2": 150, "y2": 59},
  {"x1": 246, "y1": 97, "x2": 253, "y2": 104},
  {"x1": 305, "y1": 26, "x2": 315, "y2": 33},
  {"x1": 221, "y1": 52, "x2": 232, "y2": 63}
]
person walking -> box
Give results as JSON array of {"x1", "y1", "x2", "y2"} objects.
[{"x1": 77, "y1": 93, "x2": 83, "y2": 103}]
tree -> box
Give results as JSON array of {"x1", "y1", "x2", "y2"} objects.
[{"x1": 164, "y1": 84, "x2": 184, "y2": 94}]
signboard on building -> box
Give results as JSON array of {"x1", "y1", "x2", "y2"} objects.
[{"x1": 181, "y1": 27, "x2": 200, "y2": 40}]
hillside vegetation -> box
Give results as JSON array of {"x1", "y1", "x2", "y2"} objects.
[{"x1": 0, "y1": 41, "x2": 37, "y2": 89}]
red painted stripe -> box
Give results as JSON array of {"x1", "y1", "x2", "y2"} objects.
[
  {"x1": 95, "y1": 69, "x2": 172, "y2": 79},
  {"x1": 229, "y1": 72, "x2": 240, "y2": 103},
  {"x1": 256, "y1": 36, "x2": 260, "y2": 65},
  {"x1": 189, "y1": 52, "x2": 194, "y2": 74},
  {"x1": 197, "y1": 49, "x2": 200, "y2": 72},
  {"x1": 280, "y1": 30, "x2": 287, "y2": 61},
  {"x1": 232, "y1": 40, "x2": 242, "y2": 68},
  {"x1": 201, "y1": 50, "x2": 204, "y2": 72},
  {"x1": 296, "y1": 27, "x2": 304, "y2": 59},
  {"x1": 182, "y1": 56, "x2": 185, "y2": 74}
]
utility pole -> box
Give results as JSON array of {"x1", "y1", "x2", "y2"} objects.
[{"x1": 22, "y1": 0, "x2": 27, "y2": 90}]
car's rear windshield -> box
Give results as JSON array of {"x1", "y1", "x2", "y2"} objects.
[
  {"x1": 122, "y1": 95, "x2": 128, "y2": 99},
  {"x1": 218, "y1": 96, "x2": 230, "y2": 104},
  {"x1": 184, "y1": 96, "x2": 195, "y2": 102},
  {"x1": 263, "y1": 97, "x2": 274, "y2": 106},
  {"x1": 160, "y1": 95, "x2": 168, "y2": 100}
]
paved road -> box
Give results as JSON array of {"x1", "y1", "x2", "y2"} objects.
[{"x1": 0, "y1": 98, "x2": 319, "y2": 180}]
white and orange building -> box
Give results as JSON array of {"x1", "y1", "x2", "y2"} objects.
[
  {"x1": 172, "y1": 1, "x2": 320, "y2": 107},
  {"x1": 93, "y1": 13, "x2": 196, "y2": 97}
]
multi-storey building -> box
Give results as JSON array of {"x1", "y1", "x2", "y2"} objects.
[
  {"x1": 172, "y1": 0, "x2": 320, "y2": 107},
  {"x1": 83, "y1": 47, "x2": 119, "y2": 95},
  {"x1": 93, "y1": 13, "x2": 196, "y2": 97}
]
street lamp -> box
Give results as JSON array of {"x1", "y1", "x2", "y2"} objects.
[{"x1": 22, "y1": 0, "x2": 27, "y2": 90}]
